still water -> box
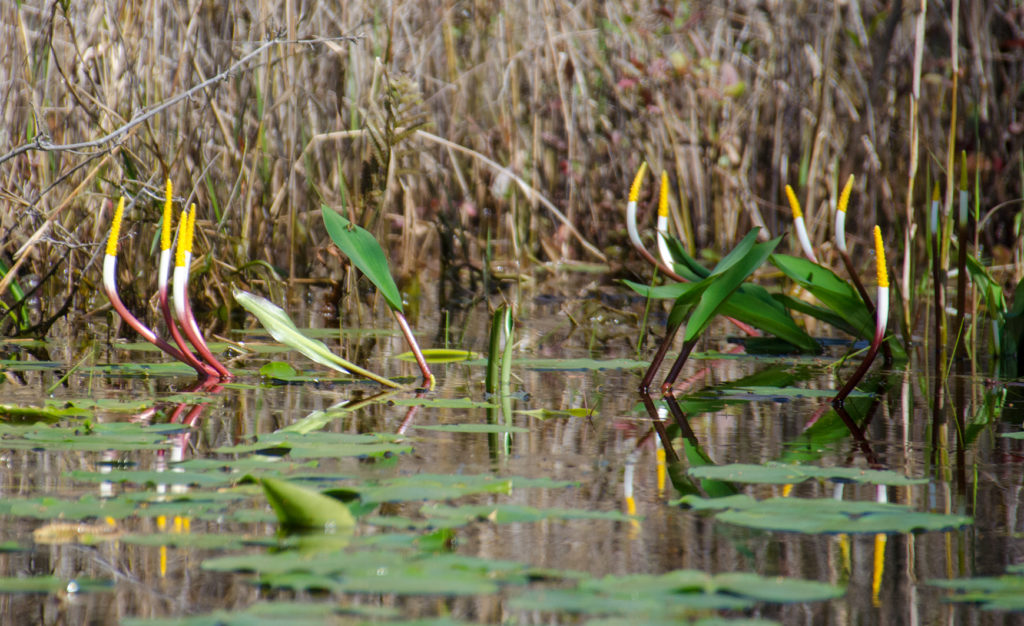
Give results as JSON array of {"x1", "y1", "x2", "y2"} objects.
[{"x1": 0, "y1": 277, "x2": 1021, "y2": 625}]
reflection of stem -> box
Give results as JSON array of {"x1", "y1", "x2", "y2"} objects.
[
  {"x1": 833, "y1": 404, "x2": 879, "y2": 467},
  {"x1": 663, "y1": 393, "x2": 697, "y2": 442},
  {"x1": 833, "y1": 325, "x2": 884, "y2": 408},
  {"x1": 394, "y1": 310, "x2": 434, "y2": 389}
]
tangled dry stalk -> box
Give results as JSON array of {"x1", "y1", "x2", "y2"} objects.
[{"x1": 1, "y1": 1, "x2": 1022, "y2": 337}]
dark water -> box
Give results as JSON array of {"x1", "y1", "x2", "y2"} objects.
[{"x1": 0, "y1": 281, "x2": 1022, "y2": 625}]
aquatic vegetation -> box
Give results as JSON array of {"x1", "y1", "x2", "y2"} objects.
[
  {"x1": 322, "y1": 207, "x2": 434, "y2": 388},
  {"x1": 103, "y1": 184, "x2": 230, "y2": 380}
]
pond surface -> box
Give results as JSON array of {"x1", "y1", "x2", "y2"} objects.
[{"x1": 0, "y1": 276, "x2": 1021, "y2": 625}]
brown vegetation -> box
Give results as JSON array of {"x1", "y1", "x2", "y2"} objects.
[{"x1": 1, "y1": 1, "x2": 1021, "y2": 334}]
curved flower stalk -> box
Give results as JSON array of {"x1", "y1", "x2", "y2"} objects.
[
  {"x1": 785, "y1": 184, "x2": 818, "y2": 263},
  {"x1": 833, "y1": 176, "x2": 892, "y2": 365},
  {"x1": 103, "y1": 197, "x2": 206, "y2": 376},
  {"x1": 833, "y1": 226, "x2": 889, "y2": 407},
  {"x1": 625, "y1": 162, "x2": 685, "y2": 282},
  {"x1": 157, "y1": 181, "x2": 218, "y2": 378},
  {"x1": 172, "y1": 204, "x2": 232, "y2": 379},
  {"x1": 655, "y1": 171, "x2": 673, "y2": 269}
]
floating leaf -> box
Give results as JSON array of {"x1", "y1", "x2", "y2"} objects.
[
  {"x1": 414, "y1": 423, "x2": 529, "y2": 434},
  {"x1": 260, "y1": 477, "x2": 356, "y2": 530},
  {"x1": 930, "y1": 566, "x2": 1024, "y2": 611},
  {"x1": 322, "y1": 207, "x2": 404, "y2": 312},
  {"x1": 233, "y1": 289, "x2": 400, "y2": 388},
  {"x1": 688, "y1": 464, "x2": 926, "y2": 486},
  {"x1": 678, "y1": 495, "x2": 971, "y2": 534},
  {"x1": 396, "y1": 348, "x2": 479, "y2": 363}
]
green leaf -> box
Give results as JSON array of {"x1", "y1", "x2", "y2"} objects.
[
  {"x1": 396, "y1": 348, "x2": 479, "y2": 363},
  {"x1": 321, "y1": 207, "x2": 404, "y2": 312},
  {"x1": 259, "y1": 477, "x2": 356, "y2": 530},
  {"x1": 683, "y1": 235, "x2": 781, "y2": 342},
  {"x1": 678, "y1": 495, "x2": 971, "y2": 534},
  {"x1": 688, "y1": 464, "x2": 927, "y2": 486},
  {"x1": 770, "y1": 254, "x2": 874, "y2": 340},
  {"x1": 718, "y1": 288, "x2": 820, "y2": 353},
  {"x1": 233, "y1": 289, "x2": 400, "y2": 388}
]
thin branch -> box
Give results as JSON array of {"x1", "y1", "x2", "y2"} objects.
[{"x1": 0, "y1": 36, "x2": 363, "y2": 166}]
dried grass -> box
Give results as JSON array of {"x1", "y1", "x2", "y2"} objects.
[{"x1": 1, "y1": 1, "x2": 1021, "y2": 334}]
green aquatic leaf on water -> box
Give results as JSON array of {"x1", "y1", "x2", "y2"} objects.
[
  {"x1": 65, "y1": 469, "x2": 231, "y2": 487},
  {"x1": 395, "y1": 348, "x2": 479, "y2": 363},
  {"x1": 389, "y1": 397, "x2": 496, "y2": 409},
  {"x1": 678, "y1": 495, "x2": 971, "y2": 534},
  {"x1": 421, "y1": 503, "x2": 635, "y2": 526},
  {"x1": 929, "y1": 565, "x2": 1024, "y2": 611},
  {"x1": 321, "y1": 207, "x2": 404, "y2": 312},
  {"x1": 260, "y1": 476, "x2": 356, "y2": 530},
  {"x1": 233, "y1": 289, "x2": 400, "y2": 388},
  {"x1": 688, "y1": 464, "x2": 927, "y2": 486},
  {"x1": 414, "y1": 423, "x2": 529, "y2": 433},
  {"x1": 215, "y1": 431, "x2": 411, "y2": 459}
]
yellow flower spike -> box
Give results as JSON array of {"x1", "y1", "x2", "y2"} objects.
[
  {"x1": 628, "y1": 162, "x2": 648, "y2": 204},
  {"x1": 874, "y1": 226, "x2": 888, "y2": 288},
  {"x1": 931, "y1": 182, "x2": 940, "y2": 203},
  {"x1": 657, "y1": 171, "x2": 669, "y2": 218},
  {"x1": 784, "y1": 185, "x2": 802, "y2": 219},
  {"x1": 960, "y1": 150, "x2": 968, "y2": 192},
  {"x1": 186, "y1": 203, "x2": 197, "y2": 256},
  {"x1": 161, "y1": 179, "x2": 173, "y2": 252},
  {"x1": 106, "y1": 197, "x2": 126, "y2": 257},
  {"x1": 837, "y1": 175, "x2": 854, "y2": 214},
  {"x1": 175, "y1": 208, "x2": 189, "y2": 268}
]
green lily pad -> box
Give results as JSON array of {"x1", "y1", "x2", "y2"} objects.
[
  {"x1": 678, "y1": 495, "x2": 972, "y2": 534},
  {"x1": 688, "y1": 464, "x2": 927, "y2": 486},
  {"x1": 414, "y1": 423, "x2": 529, "y2": 433}
]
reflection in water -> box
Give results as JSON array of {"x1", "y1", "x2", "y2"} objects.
[{"x1": 0, "y1": 292, "x2": 1018, "y2": 624}]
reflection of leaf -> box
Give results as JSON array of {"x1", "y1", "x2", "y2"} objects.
[
  {"x1": 234, "y1": 289, "x2": 399, "y2": 388},
  {"x1": 321, "y1": 208, "x2": 403, "y2": 312},
  {"x1": 260, "y1": 477, "x2": 356, "y2": 530},
  {"x1": 678, "y1": 495, "x2": 971, "y2": 534}
]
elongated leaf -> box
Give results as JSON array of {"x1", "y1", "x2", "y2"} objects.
[
  {"x1": 707, "y1": 228, "x2": 761, "y2": 277},
  {"x1": 665, "y1": 237, "x2": 710, "y2": 281},
  {"x1": 260, "y1": 477, "x2": 356, "y2": 530},
  {"x1": 719, "y1": 288, "x2": 820, "y2": 353},
  {"x1": 622, "y1": 280, "x2": 700, "y2": 301},
  {"x1": 773, "y1": 294, "x2": 862, "y2": 338},
  {"x1": 322, "y1": 207, "x2": 404, "y2": 312},
  {"x1": 683, "y1": 236, "x2": 781, "y2": 342},
  {"x1": 233, "y1": 289, "x2": 400, "y2": 388},
  {"x1": 770, "y1": 254, "x2": 874, "y2": 340}
]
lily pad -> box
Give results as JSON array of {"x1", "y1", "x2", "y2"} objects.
[
  {"x1": 678, "y1": 495, "x2": 972, "y2": 534},
  {"x1": 688, "y1": 464, "x2": 927, "y2": 486}
]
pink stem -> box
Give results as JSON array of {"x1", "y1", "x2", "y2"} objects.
[
  {"x1": 177, "y1": 290, "x2": 232, "y2": 379},
  {"x1": 394, "y1": 310, "x2": 433, "y2": 387},
  {"x1": 104, "y1": 283, "x2": 206, "y2": 376},
  {"x1": 159, "y1": 284, "x2": 217, "y2": 378}
]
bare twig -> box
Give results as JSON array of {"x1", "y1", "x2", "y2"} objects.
[{"x1": 0, "y1": 36, "x2": 362, "y2": 167}]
